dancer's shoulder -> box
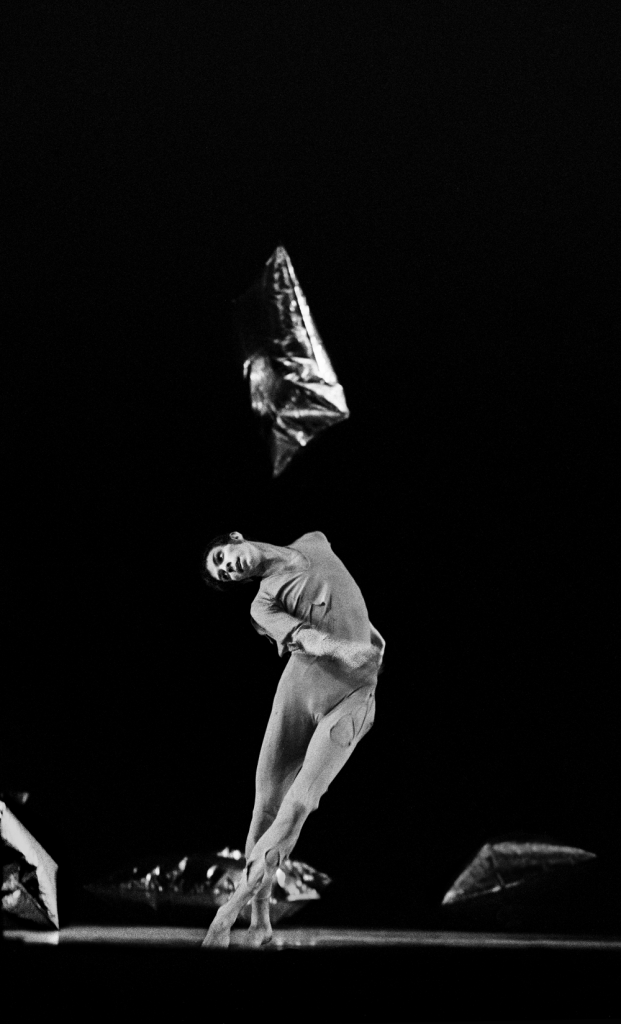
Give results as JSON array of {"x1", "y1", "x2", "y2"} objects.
[{"x1": 293, "y1": 530, "x2": 331, "y2": 548}]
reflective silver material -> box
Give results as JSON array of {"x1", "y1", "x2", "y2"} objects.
[
  {"x1": 85, "y1": 847, "x2": 331, "y2": 924},
  {"x1": 1, "y1": 800, "x2": 59, "y2": 929},
  {"x1": 234, "y1": 246, "x2": 349, "y2": 476},
  {"x1": 442, "y1": 841, "x2": 596, "y2": 904}
]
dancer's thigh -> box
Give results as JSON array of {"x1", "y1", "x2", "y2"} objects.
[
  {"x1": 284, "y1": 684, "x2": 376, "y2": 812},
  {"x1": 254, "y1": 659, "x2": 316, "y2": 802}
]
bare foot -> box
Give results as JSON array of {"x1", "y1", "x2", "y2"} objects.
[
  {"x1": 241, "y1": 924, "x2": 273, "y2": 948},
  {"x1": 201, "y1": 919, "x2": 232, "y2": 949}
]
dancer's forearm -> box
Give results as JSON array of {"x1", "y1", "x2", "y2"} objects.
[{"x1": 292, "y1": 626, "x2": 379, "y2": 669}]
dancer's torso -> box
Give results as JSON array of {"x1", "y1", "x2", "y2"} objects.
[
  {"x1": 251, "y1": 532, "x2": 378, "y2": 715},
  {"x1": 282, "y1": 531, "x2": 371, "y2": 643}
]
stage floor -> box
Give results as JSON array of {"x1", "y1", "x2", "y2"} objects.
[
  {"x1": 5, "y1": 925, "x2": 620, "y2": 1021},
  {"x1": 5, "y1": 923, "x2": 621, "y2": 950}
]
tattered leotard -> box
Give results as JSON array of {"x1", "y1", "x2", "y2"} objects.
[
  {"x1": 205, "y1": 531, "x2": 386, "y2": 939},
  {"x1": 243, "y1": 531, "x2": 385, "y2": 870},
  {"x1": 251, "y1": 529, "x2": 383, "y2": 723}
]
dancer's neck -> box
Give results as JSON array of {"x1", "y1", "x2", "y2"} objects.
[{"x1": 255, "y1": 541, "x2": 305, "y2": 578}]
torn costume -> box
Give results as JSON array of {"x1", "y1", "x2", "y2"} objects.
[
  {"x1": 204, "y1": 532, "x2": 385, "y2": 943},
  {"x1": 251, "y1": 529, "x2": 384, "y2": 717}
]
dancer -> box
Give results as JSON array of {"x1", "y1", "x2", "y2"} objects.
[{"x1": 201, "y1": 530, "x2": 385, "y2": 948}]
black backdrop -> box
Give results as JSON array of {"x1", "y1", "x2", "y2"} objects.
[{"x1": 3, "y1": 2, "x2": 618, "y2": 927}]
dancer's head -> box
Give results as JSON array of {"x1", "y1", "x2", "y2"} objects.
[{"x1": 201, "y1": 531, "x2": 262, "y2": 591}]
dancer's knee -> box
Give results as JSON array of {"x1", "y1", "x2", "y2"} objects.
[
  {"x1": 245, "y1": 845, "x2": 281, "y2": 891},
  {"x1": 329, "y1": 699, "x2": 375, "y2": 748},
  {"x1": 330, "y1": 713, "x2": 356, "y2": 748},
  {"x1": 246, "y1": 847, "x2": 279, "y2": 880},
  {"x1": 264, "y1": 847, "x2": 280, "y2": 870},
  {"x1": 286, "y1": 794, "x2": 319, "y2": 823}
]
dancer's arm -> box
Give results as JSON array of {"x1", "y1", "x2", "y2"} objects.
[
  {"x1": 295, "y1": 628, "x2": 381, "y2": 670},
  {"x1": 298, "y1": 619, "x2": 386, "y2": 668},
  {"x1": 250, "y1": 592, "x2": 311, "y2": 658},
  {"x1": 251, "y1": 592, "x2": 379, "y2": 669}
]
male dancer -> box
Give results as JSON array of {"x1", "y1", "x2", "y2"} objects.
[{"x1": 201, "y1": 529, "x2": 385, "y2": 947}]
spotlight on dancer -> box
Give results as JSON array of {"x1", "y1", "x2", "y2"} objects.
[{"x1": 200, "y1": 529, "x2": 385, "y2": 947}]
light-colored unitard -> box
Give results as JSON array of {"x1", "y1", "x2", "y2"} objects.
[{"x1": 206, "y1": 531, "x2": 385, "y2": 940}]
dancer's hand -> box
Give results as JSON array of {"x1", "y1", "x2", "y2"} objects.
[
  {"x1": 294, "y1": 629, "x2": 380, "y2": 671},
  {"x1": 312, "y1": 634, "x2": 379, "y2": 670},
  {"x1": 294, "y1": 627, "x2": 331, "y2": 658},
  {"x1": 339, "y1": 640, "x2": 380, "y2": 670},
  {"x1": 293, "y1": 628, "x2": 348, "y2": 661}
]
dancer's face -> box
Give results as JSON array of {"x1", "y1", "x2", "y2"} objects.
[{"x1": 206, "y1": 532, "x2": 261, "y2": 584}]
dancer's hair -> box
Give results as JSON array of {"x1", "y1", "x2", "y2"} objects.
[{"x1": 200, "y1": 532, "x2": 256, "y2": 591}]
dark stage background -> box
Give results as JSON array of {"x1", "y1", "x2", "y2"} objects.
[{"x1": 3, "y1": 2, "x2": 618, "y2": 928}]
